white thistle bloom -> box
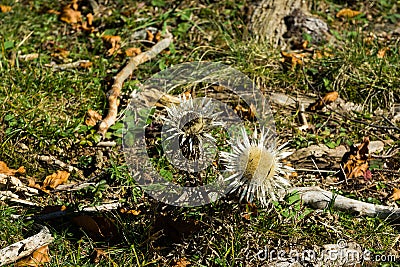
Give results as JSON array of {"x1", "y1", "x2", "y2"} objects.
[
  {"x1": 220, "y1": 127, "x2": 294, "y2": 206},
  {"x1": 163, "y1": 95, "x2": 223, "y2": 160}
]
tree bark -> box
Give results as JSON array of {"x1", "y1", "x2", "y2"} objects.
[{"x1": 248, "y1": 0, "x2": 329, "y2": 48}]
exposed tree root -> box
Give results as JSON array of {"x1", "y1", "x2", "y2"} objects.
[{"x1": 98, "y1": 31, "x2": 173, "y2": 138}]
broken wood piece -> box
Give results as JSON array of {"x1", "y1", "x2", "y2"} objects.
[
  {"x1": 291, "y1": 186, "x2": 400, "y2": 220},
  {"x1": 97, "y1": 31, "x2": 173, "y2": 138},
  {"x1": 0, "y1": 225, "x2": 53, "y2": 266},
  {"x1": 96, "y1": 141, "x2": 116, "y2": 147}
]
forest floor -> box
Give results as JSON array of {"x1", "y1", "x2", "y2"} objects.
[{"x1": 0, "y1": 0, "x2": 400, "y2": 266}]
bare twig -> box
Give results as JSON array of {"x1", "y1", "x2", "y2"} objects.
[
  {"x1": 291, "y1": 186, "x2": 400, "y2": 220},
  {"x1": 0, "y1": 225, "x2": 53, "y2": 266},
  {"x1": 98, "y1": 31, "x2": 173, "y2": 138},
  {"x1": 37, "y1": 155, "x2": 85, "y2": 180},
  {"x1": 45, "y1": 60, "x2": 91, "y2": 70}
]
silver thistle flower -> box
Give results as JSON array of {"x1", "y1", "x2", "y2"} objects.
[
  {"x1": 220, "y1": 127, "x2": 293, "y2": 206},
  {"x1": 162, "y1": 95, "x2": 223, "y2": 165}
]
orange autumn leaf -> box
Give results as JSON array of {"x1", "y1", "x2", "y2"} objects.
[
  {"x1": 125, "y1": 47, "x2": 142, "y2": 57},
  {"x1": 102, "y1": 35, "x2": 121, "y2": 56},
  {"x1": 60, "y1": 5, "x2": 82, "y2": 24},
  {"x1": 51, "y1": 48, "x2": 70, "y2": 59},
  {"x1": 16, "y1": 245, "x2": 51, "y2": 267},
  {"x1": 79, "y1": 61, "x2": 93, "y2": 68},
  {"x1": 281, "y1": 51, "x2": 307, "y2": 69},
  {"x1": 234, "y1": 103, "x2": 257, "y2": 121},
  {"x1": 0, "y1": 5, "x2": 12, "y2": 13},
  {"x1": 86, "y1": 13, "x2": 94, "y2": 26},
  {"x1": 336, "y1": 8, "x2": 362, "y2": 18},
  {"x1": 172, "y1": 258, "x2": 191, "y2": 267},
  {"x1": 155, "y1": 31, "x2": 161, "y2": 42},
  {"x1": 308, "y1": 91, "x2": 339, "y2": 111},
  {"x1": 342, "y1": 137, "x2": 370, "y2": 179},
  {"x1": 392, "y1": 188, "x2": 400, "y2": 201},
  {"x1": 85, "y1": 109, "x2": 102, "y2": 126},
  {"x1": 71, "y1": 0, "x2": 79, "y2": 11},
  {"x1": 377, "y1": 47, "x2": 389, "y2": 59},
  {"x1": 0, "y1": 161, "x2": 26, "y2": 176},
  {"x1": 43, "y1": 170, "x2": 70, "y2": 189},
  {"x1": 91, "y1": 248, "x2": 107, "y2": 263},
  {"x1": 146, "y1": 30, "x2": 154, "y2": 42}
]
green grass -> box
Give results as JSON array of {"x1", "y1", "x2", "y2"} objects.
[{"x1": 1, "y1": 0, "x2": 399, "y2": 266}]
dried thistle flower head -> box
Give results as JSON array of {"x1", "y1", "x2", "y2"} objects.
[
  {"x1": 220, "y1": 127, "x2": 293, "y2": 206},
  {"x1": 163, "y1": 95, "x2": 223, "y2": 160}
]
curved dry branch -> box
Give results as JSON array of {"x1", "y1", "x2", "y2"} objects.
[
  {"x1": 98, "y1": 31, "x2": 173, "y2": 138},
  {"x1": 291, "y1": 186, "x2": 400, "y2": 220},
  {"x1": 0, "y1": 225, "x2": 53, "y2": 266}
]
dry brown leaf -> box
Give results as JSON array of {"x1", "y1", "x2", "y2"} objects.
[
  {"x1": 90, "y1": 248, "x2": 107, "y2": 263},
  {"x1": 47, "y1": 9, "x2": 60, "y2": 15},
  {"x1": 86, "y1": 13, "x2": 94, "y2": 26},
  {"x1": 102, "y1": 35, "x2": 121, "y2": 56},
  {"x1": 42, "y1": 170, "x2": 70, "y2": 189},
  {"x1": 0, "y1": 5, "x2": 12, "y2": 12},
  {"x1": 392, "y1": 188, "x2": 400, "y2": 201},
  {"x1": 234, "y1": 103, "x2": 257, "y2": 121},
  {"x1": 79, "y1": 61, "x2": 93, "y2": 69},
  {"x1": 155, "y1": 31, "x2": 161, "y2": 42},
  {"x1": 125, "y1": 47, "x2": 142, "y2": 57},
  {"x1": 126, "y1": 209, "x2": 141, "y2": 215},
  {"x1": 281, "y1": 51, "x2": 307, "y2": 69},
  {"x1": 71, "y1": 0, "x2": 79, "y2": 11},
  {"x1": 60, "y1": 5, "x2": 82, "y2": 24},
  {"x1": 16, "y1": 245, "x2": 51, "y2": 267},
  {"x1": 172, "y1": 258, "x2": 191, "y2": 267},
  {"x1": 72, "y1": 215, "x2": 119, "y2": 240},
  {"x1": 51, "y1": 48, "x2": 70, "y2": 59},
  {"x1": 307, "y1": 91, "x2": 339, "y2": 111},
  {"x1": 377, "y1": 47, "x2": 389, "y2": 59},
  {"x1": 0, "y1": 161, "x2": 26, "y2": 176},
  {"x1": 85, "y1": 109, "x2": 102, "y2": 126},
  {"x1": 146, "y1": 30, "x2": 154, "y2": 42},
  {"x1": 336, "y1": 8, "x2": 362, "y2": 18},
  {"x1": 341, "y1": 137, "x2": 370, "y2": 179}
]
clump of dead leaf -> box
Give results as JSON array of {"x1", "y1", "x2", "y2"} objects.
[
  {"x1": 16, "y1": 245, "x2": 51, "y2": 266},
  {"x1": 0, "y1": 5, "x2": 12, "y2": 13},
  {"x1": 50, "y1": 0, "x2": 95, "y2": 32},
  {"x1": 85, "y1": 109, "x2": 102, "y2": 126},
  {"x1": 101, "y1": 35, "x2": 121, "y2": 56},
  {"x1": 341, "y1": 137, "x2": 370, "y2": 180},
  {"x1": 28, "y1": 170, "x2": 70, "y2": 193}
]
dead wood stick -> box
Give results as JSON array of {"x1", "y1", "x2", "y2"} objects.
[
  {"x1": 98, "y1": 31, "x2": 173, "y2": 138},
  {"x1": 45, "y1": 60, "x2": 91, "y2": 70},
  {"x1": 291, "y1": 186, "x2": 400, "y2": 220},
  {"x1": 0, "y1": 225, "x2": 53, "y2": 266}
]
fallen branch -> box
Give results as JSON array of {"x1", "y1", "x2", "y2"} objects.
[
  {"x1": 291, "y1": 186, "x2": 400, "y2": 220},
  {"x1": 0, "y1": 225, "x2": 53, "y2": 266},
  {"x1": 97, "y1": 31, "x2": 173, "y2": 138}
]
